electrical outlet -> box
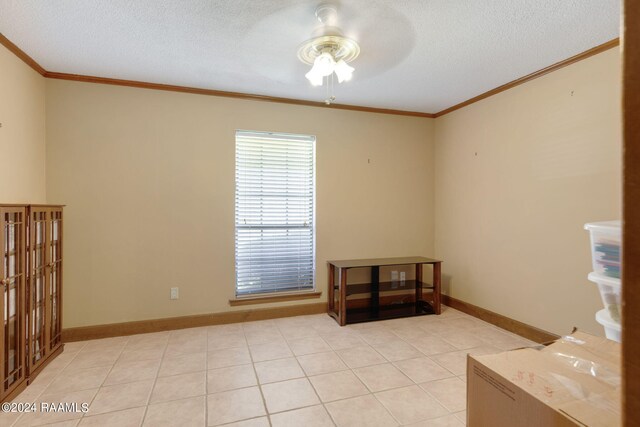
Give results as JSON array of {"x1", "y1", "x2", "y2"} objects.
[
  {"x1": 170, "y1": 287, "x2": 179, "y2": 300},
  {"x1": 400, "y1": 272, "x2": 406, "y2": 285},
  {"x1": 391, "y1": 271, "x2": 399, "y2": 289}
]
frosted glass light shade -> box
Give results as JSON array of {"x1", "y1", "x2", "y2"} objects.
[
  {"x1": 304, "y1": 53, "x2": 355, "y2": 86},
  {"x1": 312, "y1": 52, "x2": 336, "y2": 76},
  {"x1": 305, "y1": 69, "x2": 324, "y2": 86},
  {"x1": 334, "y1": 59, "x2": 354, "y2": 83}
]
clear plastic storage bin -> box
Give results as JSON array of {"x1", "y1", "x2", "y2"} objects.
[
  {"x1": 584, "y1": 221, "x2": 621, "y2": 279},
  {"x1": 588, "y1": 272, "x2": 621, "y2": 323},
  {"x1": 596, "y1": 309, "x2": 621, "y2": 343}
]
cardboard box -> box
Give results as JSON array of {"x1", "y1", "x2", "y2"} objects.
[{"x1": 467, "y1": 331, "x2": 621, "y2": 426}]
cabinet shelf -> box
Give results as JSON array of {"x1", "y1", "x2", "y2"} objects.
[
  {"x1": 342, "y1": 280, "x2": 435, "y2": 296},
  {"x1": 346, "y1": 300, "x2": 435, "y2": 323}
]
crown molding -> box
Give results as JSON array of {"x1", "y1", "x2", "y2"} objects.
[
  {"x1": 42, "y1": 71, "x2": 435, "y2": 117},
  {"x1": 434, "y1": 38, "x2": 620, "y2": 117},
  {"x1": 0, "y1": 33, "x2": 46, "y2": 76},
  {"x1": 0, "y1": 32, "x2": 619, "y2": 119}
]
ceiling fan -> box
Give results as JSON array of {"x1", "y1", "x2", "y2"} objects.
[{"x1": 297, "y1": 4, "x2": 361, "y2": 104}]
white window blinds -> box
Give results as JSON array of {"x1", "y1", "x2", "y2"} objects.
[{"x1": 235, "y1": 130, "x2": 316, "y2": 296}]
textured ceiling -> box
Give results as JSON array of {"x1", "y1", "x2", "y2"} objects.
[{"x1": 0, "y1": 0, "x2": 620, "y2": 113}]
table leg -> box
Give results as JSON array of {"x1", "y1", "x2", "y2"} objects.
[
  {"x1": 415, "y1": 263, "x2": 423, "y2": 303},
  {"x1": 339, "y1": 268, "x2": 348, "y2": 326},
  {"x1": 371, "y1": 266, "x2": 380, "y2": 317},
  {"x1": 433, "y1": 262, "x2": 442, "y2": 314},
  {"x1": 328, "y1": 264, "x2": 335, "y2": 313}
]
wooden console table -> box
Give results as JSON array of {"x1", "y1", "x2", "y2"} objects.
[{"x1": 327, "y1": 256, "x2": 442, "y2": 326}]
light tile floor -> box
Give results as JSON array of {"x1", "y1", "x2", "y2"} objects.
[{"x1": 2, "y1": 306, "x2": 538, "y2": 426}]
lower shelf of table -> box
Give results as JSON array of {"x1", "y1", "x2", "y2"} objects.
[
  {"x1": 342, "y1": 280, "x2": 434, "y2": 296},
  {"x1": 342, "y1": 300, "x2": 435, "y2": 324}
]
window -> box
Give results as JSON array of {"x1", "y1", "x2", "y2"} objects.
[{"x1": 235, "y1": 130, "x2": 316, "y2": 296}]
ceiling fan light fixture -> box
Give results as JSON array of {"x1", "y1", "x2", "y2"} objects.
[
  {"x1": 305, "y1": 52, "x2": 335, "y2": 85},
  {"x1": 305, "y1": 69, "x2": 324, "y2": 86},
  {"x1": 311, "y1": 52, "x2": 336, "y2": 77},
  {"x1": 297, "y1": 4, "x2": 360, "y2": 103},
  {"x1": 334, "y1": 59, "x2": 354, "y2": 83}
]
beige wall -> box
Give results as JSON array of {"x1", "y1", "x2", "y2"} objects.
[
  {"x1": 45, "y1": 80, "x2": 435, "y2": 328},
  {"x1": 434, "y1": 48, "x2": 622, "y2": 336},
  {"x1": 0, "y1": 44, "x2": 47, "y2": 202},
  {"x1": 40, "y1": 47, "x2": 621, "y2": 334}
]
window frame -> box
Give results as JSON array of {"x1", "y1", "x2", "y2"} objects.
[{"x1": 234, "y1": 129, "x2": 317, "y2": 298}]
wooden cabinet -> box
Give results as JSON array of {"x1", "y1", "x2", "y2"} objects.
[
  {"x1": 0, "y1": 205, "x2": 64, "y2": 403},
  {"x1": 26, "y1": 206, "x2": 64, "y2": 382},
  {"x1": 0, "y1": 206, "x2": 27, "y2": 401}
]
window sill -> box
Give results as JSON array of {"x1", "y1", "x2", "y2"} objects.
[{"x1": 229, "y1": 291, "x2": 322, "y2": 306}]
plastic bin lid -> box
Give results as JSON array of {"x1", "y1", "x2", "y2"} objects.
[
  {"x1": 584, "y1": 220, "x2": 621, "y2": 233},
  {"x1": 595, "y1": 309, "x2": 621, "y2": 331},
  {"x1": 588, "y1": 272, "x2": 621, "y2": 288}
]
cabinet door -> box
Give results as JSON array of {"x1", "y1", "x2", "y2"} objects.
[
  {"x1": 47, "y1": 209, "x2": 63, "y2": 351},
  {"x1": 0, "y1": 207, "x2": 26, "y2": 400},
  {"x1": 28, "y1": 209, "x2": 48, "y2": 374}
]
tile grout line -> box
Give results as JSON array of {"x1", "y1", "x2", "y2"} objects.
[
  {"x1": 204, "y1": 328, "x2": 210, "y2": 427},
  {"x1": 290, "y1": 354, "x2": 332, "y2": 424},
  {"x1": 385, "y1": 324, "x2": 494, "y2": 377},
  {"x1": 272, "y1": 321, "x2": 337, "y2": 427},
  {"x1": 70, "y1": 337, "x2": 131, "y2": 423},
  {"x1": 138, "y1": 334, "x2": 170, "y2": 427},
  {"x1": 421, "y1": 387, "x2": 463, "y2": 414},
  {"x1": 243, "y1": 324, "x2": 273, "y2": 427},
  {"x1": 332, "y1": 332, "x2": 411, "y2": 425},
  {"x1": 345, "y1": 315, "x2": 470, "y2": 425},
  {"x1": 9, "y1": 346, "x2": 85, "y2": 427}
]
